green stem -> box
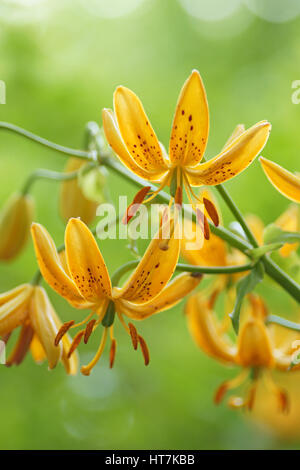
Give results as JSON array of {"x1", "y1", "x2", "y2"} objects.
[
  {"x1": 111, "y1": 260, "x2": 255, "y2": 287},
  {"x1": 267, "y1": 314, "x2": 300, "y2": 332},
  {"x1": 0, "y1": 121, "x2": 95, "y2": 161},
  {"x1": 30, "y1": 270, "x2": 43, "y2": 286},
  {"x1": 176, "y1": 262, "x2": 254, "y2": 275},
  {"x1": 264, "y1": 255, "x2": 300, "y2": 303},
  {"x1": 215, "y1": 184, "x2": 259, "y2": 247},
  {"x1": 21, "y1": 162, "x2": 96, "y2": 195}
]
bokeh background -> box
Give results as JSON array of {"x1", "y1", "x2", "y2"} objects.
[{"x1": 0, "y1": 0, "x2": 300, "y2": 450}]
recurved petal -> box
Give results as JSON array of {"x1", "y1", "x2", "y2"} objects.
[
  {"x1": 237, "y1": 317, "x2": 274, "y2": 368},
  {"x1": 0, "y1": 284, "x2": 33, "y2": 336},
  {"x1": 114, "y1": 86, "x2": 168, "y2": 173},
  {"x1": 222, "y1": 124, "x2": 245, "y2": 151},
  {"x1": 29, "y1": 286, "x2": 63, "y2": 370},
  {"x1": 186, "y1": 121, "x2": 271, "y2": 186},
  {"x1": 186, "y1": 294, "x2": 236, "y2": 363},
  {"x1": 31, "y1": 223, "x2": 87, "y2": 308},
  {"x1": 65, "y1": 218, "x2": 112, "y2": 302},
  {"x1": 50, "y1": 304, "x2": 78, "y2": 375},
  {"x1": 260, "y1": 157, "x2": 300, "y2": 203},
  {"x1": 102, "y1": 109, "x2": 166, "y2": 182},
  {"x1": 169, "y1": 70, "x2": 209, "y2": 166},
  {"x1": 113, "y1": 218, "x2": 180, "y2": 303},
  {"x1": 116, "y1": 272, "x2": 202, "y2": 320}
]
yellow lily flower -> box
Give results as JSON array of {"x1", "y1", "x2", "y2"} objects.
[
  {"x1": 181, "y1": 191, "x2": 299, "y2": 278},
  {"x1": 250, "y1": 318, "x2": 300, "y2": 439},
  {"x1": 31, "y1": 216, "x2": 202, "y2": 376},
  {"x1": 260, "y1": 157, "x2": 300, "y2": 203},
  {"x1": 103, "y1": 70, "x2": 271, "y2": 232},
  {"x1": 0, "y1": 283, "x2": 77, "y2": 374},
  {"x1": 0, "y1": 192, "x2": 34, "y2": 261},
  {"x1": 60, "y1": 158, "x2": 98, "y2": 225},
  {"x1": 186, "y1": 292, "x2": 298, "y2": 412}
]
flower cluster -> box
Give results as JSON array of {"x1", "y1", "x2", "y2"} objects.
[{"x1": 0, "y1": 70, "x2": 299, "y2": 427}]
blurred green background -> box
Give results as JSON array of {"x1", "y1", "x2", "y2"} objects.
[{"x1": 0, "y1": 0, "x2": 300, "y2": 450}]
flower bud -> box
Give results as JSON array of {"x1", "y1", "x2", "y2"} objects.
[
  {"x1": 60, "y1": 158, "x2": 98, "y2": 225},
  {"x1": 0, "y1": 193, "x2": 34, "y2": 261}
]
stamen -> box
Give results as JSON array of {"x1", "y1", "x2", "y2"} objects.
[
  {"x1": 182, "y1": 174, "x2": 196, "y2": 207},
  {"x1": 81, "y1": 327, "x2": 108, "y2": 376},
  {"x1": 175, "y1": 186, "x2": 183, "y2": 207},
  {"x1": 144, "y1": 172, "x2": 171, "y2": 205},
  {"x1": 109, "y1": 324, "x2": 115, "y2": 340},
  {"x1": 196, "y1": 208, "x2": 210, "y2": 240},
  {"x1": 159, "y1": 207, "x2": 170, "y2": 228},
  {"x1": 182, "y1": 172, "x2": 201, "y2": 203},
  {"x1": 84, "y1": 319, "x2": 97, "y2": 344},
  {"x1": 214, "y1": 369, "x2": 249, "y2": 404},
  {"x1": 159, "y1": 217, "x2": 176, "y2": 251},
  {"x1": 247, "y1": 384, "x2": 257, "y2": 411},
  {"x1": 214, "y1": 383, "x2": 228, "y2": 404},
  {"x1": 262, "y1": 370, "x2": 289, "y2": 414},
  {"x1": 278, "y1": 389, "x2": 290, "y2": 414},
  {"x1": 109, "y1": 339, "x2": 117, "y2": 368},
  {"x1": 203, "y1": 197, "x2": 219, "y2": 227},
  {"x1": 116, "y1": 311, "x2": 130, "y2": 333},
  {"x1": 123, "y1": 186, "x2": 151, "y2": 224},
  {"x1": 128, "y1": 322, "x2": 138, "y2": 350},
  {"x1": 55, "y1": 320, "x2": 75, "y2": 346},
  {"x1": 67, "y1": 330, "x2": 85, "y2": 358},
  {"x1": 138, "y1": 335, "x2": 150, "y2": 366},
  {"x1": 71, "y1": 312, "x2": 94, "y2": 329}
]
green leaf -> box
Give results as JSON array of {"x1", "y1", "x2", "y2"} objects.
[
  {"x1": 263, "y1": 224, "x2": 300, "y2": 245},
  {"x1": 246, "y1": 242, "x2": 284, "y2": 259},
  {"x1": 230, "y1": 262, "x2": 265, "y2": 333}
]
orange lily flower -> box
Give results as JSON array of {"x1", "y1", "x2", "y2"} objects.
[
  {"x1": 0, "y1": 283, "x2": 77, "y2": 374},
  {"x1": 103, "y1": 70, "x2": 271, "y2": 233},
  {"x1": 31, "y1": 216, "x2": 202, "y2": 375},
  {"x1": 181, "y1": 189, "x2": 299, "y2": 280},
  {"x1": 186, "y1": 292, "x2": 299, "y2": 412}
]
